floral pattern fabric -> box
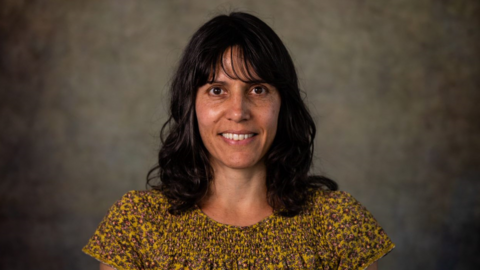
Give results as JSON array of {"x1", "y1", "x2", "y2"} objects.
[{"x1": 83, "y1": 189, "x2": 394, "y2": 269}]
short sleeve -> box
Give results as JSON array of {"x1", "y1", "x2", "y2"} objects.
[
  {"x1": 322, "y1": 191, "x2": 395, "y2": 270},
  {"x1": 82, "y1": 191, "x2": 143, "y2": 270}
]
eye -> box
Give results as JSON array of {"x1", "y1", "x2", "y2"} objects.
[
  {"x1": 209, "y1": 87, "x2": 224, "y2": 95},
  {"x1": 252, "y1": 86, "x2": 266, "y2": 95}
]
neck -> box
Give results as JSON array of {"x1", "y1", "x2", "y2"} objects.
[{"x1": 201, "y1": 160, "x2": 270, "y2": 214}]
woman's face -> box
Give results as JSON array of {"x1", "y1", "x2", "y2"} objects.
[{"x1": 195, "y1": 48, "x2": 281, "y2": 170}]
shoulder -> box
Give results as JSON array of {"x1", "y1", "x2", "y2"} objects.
[
  {"x1": 116, "y1": 189, "x2": 169, "y2": 209},
  {"x1": 309, "y1": 189, "x2": 362, "y2": 213},
  {"x1": 308, "y1": 189, "x2": 395, "y2": 269},
  {"x1": 106, "y1": 189, "x2": 171, "y2": 220},
  {"x1": 309, "y1": 189, "x2": 381, "y2": 232},
  {"x1": 310, "y1": 189, "x2": 356, "y2": 203},
  {"x1": 82, "y1": 190, "x2": 170, "y2": 269}
]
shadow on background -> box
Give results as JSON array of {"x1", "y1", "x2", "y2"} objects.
[{"x1": 1, "y1": 1, "x2": 479, "y2": 269}]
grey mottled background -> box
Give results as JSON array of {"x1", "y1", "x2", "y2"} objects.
[{"x1": 1, "y1": 0, "x2": 479, "y2": 269}]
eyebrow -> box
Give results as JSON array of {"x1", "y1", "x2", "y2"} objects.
[
  {"x1": 208, "y1": 79, "x2": 267, "y2": 85},
  {"x1": 210, "y1": 80, "x2": 228, "y2": 85}
]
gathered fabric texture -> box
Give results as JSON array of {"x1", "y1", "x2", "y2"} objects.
[{"x1": 83, "y1": 189, "x2": 394, "y2": 270}]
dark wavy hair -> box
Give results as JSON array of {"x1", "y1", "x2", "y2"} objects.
[{"x1": 147, "y1": 12, "x2": 337, "y2": 216}]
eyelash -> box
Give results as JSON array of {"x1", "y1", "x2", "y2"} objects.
[{"x1": 208, "y1": 86, "x2": 268, "y2": 95}]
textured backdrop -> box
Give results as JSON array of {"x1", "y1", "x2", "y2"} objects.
[{"x1": 1, "y1": 0, "x2": 479, "y2": 269}]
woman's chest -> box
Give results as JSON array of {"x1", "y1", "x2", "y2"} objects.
[{"x1": 130, "y1": 214, "x2": 337, "y2": 269}]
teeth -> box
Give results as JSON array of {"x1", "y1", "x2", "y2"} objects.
[{"x1": 222, "y1": 133, "x2": 254, "y2": 141}]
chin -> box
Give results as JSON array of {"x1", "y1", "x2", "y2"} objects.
[
  {"x1": 221, "y1": 157, "x2": 262, "y2": 170},
  {"x1": 227, "y1": 163, "x2": 258, "y2": 169}
]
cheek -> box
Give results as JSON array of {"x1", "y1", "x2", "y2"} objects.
[
  {"x1": 196, "y1": 106, "x2": 214, "y2": 127},
  {"x1": 263, "y1": 103, "x2": 281, "y2": 136},
  {"x1": 195, "y1": 99, "x2": 220, "y2": 137},
  {"x1": 195, "y1": 99, "x2": 206, "y2": 135},
  {"x1": 195, "y1": 94, "x2": 207, "y2": 123}
]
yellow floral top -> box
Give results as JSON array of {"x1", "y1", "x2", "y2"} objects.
[{"x1": 83, "y1": 189, "x2": 394, "y2": 270}]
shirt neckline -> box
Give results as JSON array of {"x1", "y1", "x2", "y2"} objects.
[{"x1": 194, "y1": 204, "x2": 277, "y2": 230}]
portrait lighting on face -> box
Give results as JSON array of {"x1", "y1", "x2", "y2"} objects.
[
  {"x1": 82, "y1": 12, "x2": 394, "y2": 270},
  {"x1": 145, "y1": 12, "x2": 337, "y2": 216},
  {"x1": 195, "y1": 46, "x2": 281, "y2": 171}
]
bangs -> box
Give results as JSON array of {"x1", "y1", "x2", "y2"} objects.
[
  {"x1": 186, "y1": 13, "x2": 294, "y2": 90},
  {"x1": 206, "y1": 46, "x2": 267, "y2": 85}
]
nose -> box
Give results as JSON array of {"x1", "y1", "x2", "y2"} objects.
[{"x1": 225, "y1": 92, "x2": 250, "y2": 122}]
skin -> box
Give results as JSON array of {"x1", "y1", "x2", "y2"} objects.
[
  {"x1": 99, "y1": 264, "x2": 113, "y2": 270},
  {"x1": 98, "y1": 47, "x2": 380, "y2": 269},
  {"x1": 194, "y1": 47, "x2": 281, "y2": 226}
]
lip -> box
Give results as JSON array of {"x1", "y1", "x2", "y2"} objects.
[
  {"x1": 218, "y1": 130, "x2": 257, "y2": 135},
  {"x1": 218, "y1": 131, "x2": 257, "y2": 146}
]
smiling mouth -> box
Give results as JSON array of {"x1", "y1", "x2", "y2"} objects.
[{"x1": 221, "y1": 133, "x2": 256, "y2": 141}]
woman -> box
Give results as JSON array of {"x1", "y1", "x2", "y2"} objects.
[{"x1": 83, "y1": 12, "x2": 394, "y2": 269}]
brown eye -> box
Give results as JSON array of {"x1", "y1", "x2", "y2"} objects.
[
  {"x1": 210, "y1": 87, "x2": 223, "y2": 95},
  {"x1": 252, "y1": 86, "x2": 266, "y2": 94}
]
